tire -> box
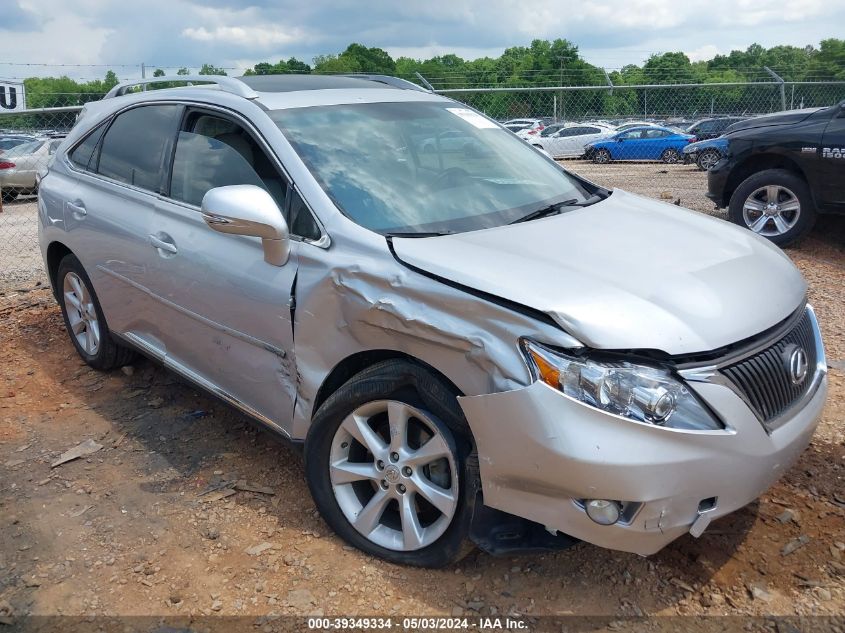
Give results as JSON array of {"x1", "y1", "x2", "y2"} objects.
[
  {"x1": 593, "y1": 148, "x2": 611, "y2": 164},
  {"x1": 728, "y1": 169, "x2": 816, "y2": 247},
  {"x1": 1, "y1": 190, "x2": 17, "y2": 203},
  {"x1": 305, "y1": 359, "x2": 476, "y2": 567},
  {"x1": 697, "y1": 149, "x2": 720, "y2": 171},
  {"x1": 56, "y1": 254, "x2": 136, "y2": 370},
  {"x1": 661, "y1": 148, "x2": 681, "y2": 164}
]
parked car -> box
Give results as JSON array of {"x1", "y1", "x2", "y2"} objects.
[
  {"x1": 0, "y1": 138, "x2": 64, "y2": 201},
  {"x1": 39, "y1": 74, "x2": 827, "y2": 567},
  {"x1": 615, "y1": 121, "x2": 660, "y2": 132},
  {"x1": 684, "y1": 137, "x2": 728, "y2": 170},
  {"x1": 530, "y1": 123, "x2": 616, "y2": 159},
  {"x1": 708, "y1": 101, "x2": 845, "y2": 246},
  {"x1": 0, "y1": 134, "x2": 37, "y2": 156},
  {"x1": 503, "y1": 118, "x2": 543, "y2": 135},
  {"x1": 585, "y1": 126, "x2": 695, "y2": 163},
  {"x1": 686, "y1": 117, "x2": 746, "y2": 141}
]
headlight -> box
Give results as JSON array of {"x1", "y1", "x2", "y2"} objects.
[{"x1": 522, "y1": 340, "x2": 723, "y2": 431}]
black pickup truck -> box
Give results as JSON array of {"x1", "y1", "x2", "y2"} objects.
[{"x1": 707, "y1": 100, "x2": 845, "y2": 246}]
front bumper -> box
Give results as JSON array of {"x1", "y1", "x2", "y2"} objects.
[{"x1": 458, "y1": 369, "x2": 826, "y2": 556}]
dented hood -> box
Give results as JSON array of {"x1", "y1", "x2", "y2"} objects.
[{"x1": 391, "y1": 190, "x2": 806, "y2": 355}]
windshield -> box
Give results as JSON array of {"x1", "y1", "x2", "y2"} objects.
[
  {"x1": 270, "y1": 102, "x2": 592, "y2": 235},
  {"x1": 4, "y1": 140, "x2": 43, "y2": 157}
]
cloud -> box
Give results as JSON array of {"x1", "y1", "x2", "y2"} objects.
[
  {"x1": 1, "y1": 1, "x2": 42, "y2": 31},
  {"x1": 0, "y1": 0, "x2": 843, "y2": 80}
]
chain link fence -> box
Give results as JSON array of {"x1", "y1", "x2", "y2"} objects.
[{"x1": 2, "y1": 80, "x2": 844, "y2": 289}]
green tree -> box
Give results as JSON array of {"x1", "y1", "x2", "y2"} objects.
[{"x1": 199, "y1": 63, "x2": 227, "y2": 76}]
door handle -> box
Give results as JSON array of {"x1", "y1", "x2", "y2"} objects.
[
  {"x1": 67, "y1": 200, "x2": 86, "y2": 218},
  {"x1": 149, "y1": 234, "x2": 177, "y2": 254}
]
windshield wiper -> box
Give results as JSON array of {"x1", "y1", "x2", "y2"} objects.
[
  {"x1": 509, "y1": 194, "x2": 605, "y2": 224},
  {"x1": 385, "y1": 230, "x2": 454, "y2": 238}
]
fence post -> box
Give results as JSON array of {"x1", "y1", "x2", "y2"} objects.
[
  {"x1": 764, "y1": 66, "x2": 786, "y2": 111},
  {"x1": 603, "y1": 68, "x2": 613, "y2": 96}
]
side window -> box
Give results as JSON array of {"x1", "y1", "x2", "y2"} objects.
[
  {"x1": 583, "y1": 127, "x2": 601, "y2": 134},
  {"x1": 97, "y1": 105, "x2": 181, "y2": 191},
  {"x1": 169, "y1": 113, "x2": 288, "y2": 211},
  {"x1": 288, "y1": 189, "x2": 322, "y2": 241},
  {"x1": 69, "y1": 123, "x2": 107, "y2": 171}
]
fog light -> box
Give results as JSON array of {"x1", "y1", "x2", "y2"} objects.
[{"x1": 585, "y1": 499, "x2": 621, "y2": 525}]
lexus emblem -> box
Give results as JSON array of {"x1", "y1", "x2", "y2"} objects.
[{"x1": 786, "y1": 346, "x2": 809, "y2": 385}]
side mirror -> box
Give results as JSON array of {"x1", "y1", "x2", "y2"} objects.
[{"x1": 201, "y1": 185, "x2": 291, "y2": 267}]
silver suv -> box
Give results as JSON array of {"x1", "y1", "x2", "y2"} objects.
[{"x1": 38, "y1": 75, "x2": 827, "y2": 567}]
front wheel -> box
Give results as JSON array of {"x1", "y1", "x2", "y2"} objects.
[
  {"x1": 697, "y1": 149, "x2": 720, "y2": 171},
  {"x1": 728, "y1": 169, "x2": 816, "y2": 246},
  {"x1": 661, "y1": 148, "x2": 681, "y2": 164},
  {"x1": 593, "y1": 148, "x2": 611, "y2": 164},
  {"x1": 305, "y1": 360, "x2": 475, "y2": 567}
]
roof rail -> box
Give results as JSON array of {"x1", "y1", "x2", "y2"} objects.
[
  {"x1": 337, "y1": 74, "x2": 429, "y2": 92},
  {"x1": 104, "y1": 75, "x2": 258, "y2": 100}
]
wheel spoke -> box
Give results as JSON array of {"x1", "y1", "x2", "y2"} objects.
[
  {"x1": 69, "y1": 315, "x2": 86, "y2": 335},
  {"x1": 412, "y1": 475, "x2": 457, "y2": 516},
  {"x1": 779, "y1": 199, "x2": 800, "y2": 213},
  {"x1": 84, "y1": 327, "x2": 94, "y2": 354},
  {"x1": 330, "y1": 459, "x2": 381, "y2": 485},
  {"x1": 387, "y1": 401, "x2": 410, "y2": 453},
  {"x1": 743, "y1": 199, "x2": 766, "y2": 212},
  {"x1": 69, "y1": 275, "x2": 84, "y2": 300},
  {"x1": 341, "y1": 413, "x2": 387, "y2": 457},
  {"x1": 772, "y1": 214, "x2": 790, "y2": 234},
  {"x1": 352, "y1": 488, "x2": 391, "y2": 535},
  {"x1": 400, "y1": 493, "x2": 425, "y2": 550},
  {"x1": 64, "y1": 291, "x2": 82, "y2": 312},
  {"x1": 89, "y1": 319, "x2": 100, "y2": 350},
  {"x1": 405, "y1": 433, "x2": 451, "y2": 468},
  {"x1": 766, "y1": 185, "x2": 780, "y2": 203},
  {"x1": 749, "y1": 215, "x2": 770, "y2": 233}
]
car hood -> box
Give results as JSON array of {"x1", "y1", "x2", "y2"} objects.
[
  {"x1": 685, "y1": 138, "x2": 728, "y2": 153},
  {"x1": 391, "y1": 190, "x2": 806, "y2": 356},
  {"x1": 725, "y1": 108, "x2": 823, "y2": 133}
]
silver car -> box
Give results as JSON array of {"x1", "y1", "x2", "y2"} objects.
[
  {"x1": 38, "y1": 75, "x2": 827, "y2": 567},
  {"x1": 1, "y1": 138, "x2": 62, "y2": 201}
]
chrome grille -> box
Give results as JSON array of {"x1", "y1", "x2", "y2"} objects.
[{"x1": 721, "y1": 309, "x2": 818, "y2": 424}]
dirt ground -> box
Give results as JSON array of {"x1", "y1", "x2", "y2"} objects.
[{"x1": 0, "y1": 163, "x2": 844, "y2": 629}]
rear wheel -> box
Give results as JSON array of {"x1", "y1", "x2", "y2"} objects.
[
  {"x1": 661, "y1": 148, "x2": 681, "y2": 164},
  {"x1": 728, "y1": 169, "x2": 816, "y2": 246},
  {"x1": 697, "y1": 149, "x2": 720, "y2": 171},
  {"x1": 56, "y1": 254, "x2": 135, "y2": 370},
  {"x1": 305, "y1": 360, "x2": 475, "y2": 567},
  {"x1": 593, "y1": 148, "x2": 611, "y2": 164}
]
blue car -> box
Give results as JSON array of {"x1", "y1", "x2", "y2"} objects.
[
  {"x1": 683, "y1": 137, "x2": 728, "y2": 171},
  {"x1": 585, "y1": 126, "x2": 694, "y2": 164}
]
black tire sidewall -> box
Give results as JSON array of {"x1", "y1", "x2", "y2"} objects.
[
  {"x1": 728, "y1": 169, "x2": 817, "y2": 247},
  {"x1": 304, "y1": 360, "x2": 476, "y2": 567}
]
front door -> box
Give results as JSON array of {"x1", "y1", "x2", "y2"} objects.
[
  {"x1": 146, "y1": 108, "x2": 300, "y2": 434},
  {"x1": 819, "y1": 107, "x2": 845, "y2": 206}
]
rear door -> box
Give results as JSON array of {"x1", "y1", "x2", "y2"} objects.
[
  {"x1": 819, "y1": 107, "x2": 845, "y2": 206},
  {"x1": 147, "y1": 107, "x2": 301, "y2": 434},
  {"x1": 63, "y1": 104, "x2": 183, "y2": 342}
]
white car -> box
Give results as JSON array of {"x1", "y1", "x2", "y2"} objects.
[
  {"x1": 0, "y1": 137, "x2": 63, "y2": 202},
  {"x1": 504, "y1": 119, "x2": 544, "y2": 137},
  {"x1": 530, "y1": 123, "x2": 617, "y2": 159},
  {"x1": 615, "y1": 121, "x2": 661, "y2": 132}
]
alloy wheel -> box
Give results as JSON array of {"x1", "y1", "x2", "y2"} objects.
[
  {"x1": 698, "y1": 149, "x2": 720, "y2": 170},
  {"x1": 662, "y1": 148, "x2": 681, "y2": 164},
  {"x1": 329, "y1": 400, "x2": 458, "y2": 551},
  {"x1": 63, "y1": 271, "x2": 100, "y2": 355},
  {"x1": 742, "y1": 185, "x2": 801, "y2": 237}
]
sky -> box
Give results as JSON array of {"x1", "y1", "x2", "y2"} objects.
[{"x1": 1, "y1": 0, "x2": 844, "y2": 81}]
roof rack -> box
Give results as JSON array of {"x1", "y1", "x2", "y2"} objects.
[
  {"x1": 104, "y1": 75, "x2": 259, "y2": 100},
  {"x1": 103, "y1": 73, "x2": 429, "y2": 101}
]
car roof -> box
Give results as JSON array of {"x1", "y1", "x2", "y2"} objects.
[{"x1": 100, "y1": 74, "x2": 449, "y2": 112}]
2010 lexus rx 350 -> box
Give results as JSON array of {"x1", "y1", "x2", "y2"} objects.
[{"x1": 38, "y1": 74, "x2": 827, "y2": 567}]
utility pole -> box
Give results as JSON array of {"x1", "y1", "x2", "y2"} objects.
[{"x1": 141, "y1": 62, "x2": 146, "y2": 91}]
